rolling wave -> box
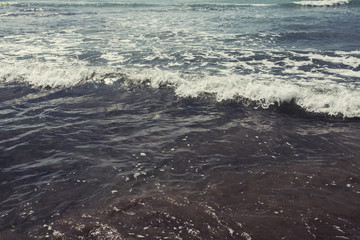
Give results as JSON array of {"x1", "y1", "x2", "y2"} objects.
[
  {"x1": 124, "y1": 69, "x2": 360, "y2": 118},
  {"x1": 1, "y1": 63, "x2": 359, "y2": 118}
]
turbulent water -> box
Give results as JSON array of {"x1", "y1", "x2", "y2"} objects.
[{"x1": 1, "y1": 0, "x2": 360, "y2": 239}]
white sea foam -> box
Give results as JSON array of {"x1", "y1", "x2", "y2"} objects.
[
  {"x1": 123, "y1": 68, "x2": 360, "y2": 118},
  {"x1": 0, "y1": 2, "x2": 19, "y2": 6},
  {"x1": 0, "y1": 11, "x2": 359, "y2": 118},
  {"x1": 293, "y1": 0, "x2": 351, "y2": 6},
  {"x1": 0, "y1": 61, "x2": 119, "y2": 88},
  {"x1": 305, "y1": 53, "x2": 360, "y2": 69},
  {"x1": 1, "y1": 55, "x2": 359, "y2": 118}
]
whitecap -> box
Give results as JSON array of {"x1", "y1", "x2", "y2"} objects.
[{"x1": 293, "y1": 0, "x2": 351, "y2": 7}]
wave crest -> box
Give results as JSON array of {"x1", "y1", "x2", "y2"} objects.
[
  {"x1": 1, "y1": 63, "x2": 359, "y2": 118},
  {"x1": 124, "y1": 69, "x2": 360, "y2": 118},
  {"x1": 0, "y1": 62, "x2": 124, "y2": 88}
]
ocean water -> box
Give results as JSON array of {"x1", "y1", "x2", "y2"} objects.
[{"x1": 0, "y1": 0, "x2": 360, "y2": 239}]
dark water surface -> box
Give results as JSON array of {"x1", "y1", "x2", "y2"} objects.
[{"x1": 1, "y1": 81, "x2": 359, "y2": 239}]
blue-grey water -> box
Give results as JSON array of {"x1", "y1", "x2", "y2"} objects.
[{"x1": 1, "y1": 0, "x2": 360, "y2": 239}]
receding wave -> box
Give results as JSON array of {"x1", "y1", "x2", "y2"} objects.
[{"x1": 293, "y1": 0, "x2": 351, "y2": 6}]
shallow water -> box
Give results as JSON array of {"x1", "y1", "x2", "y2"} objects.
[
  {"x1": 1, "y1": 0, "x2": 360, "y2": 239},
  {"x1": 1, "y1": 82, "x2": 359, "y2": 239}
]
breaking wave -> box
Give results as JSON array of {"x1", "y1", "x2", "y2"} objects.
[
  {"x1": 1, "y1": 62, "x2": 359, "y2": 118},
  {"x1": 124, "y1": 69, "x2": 360, "y2": 118}
]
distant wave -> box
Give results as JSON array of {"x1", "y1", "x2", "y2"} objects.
[
  {"x1": 1, "y1": 0, "x2": 353, "y2": 8},
  {"x1": 0, "y1": 1, "x2": 160, "y2": 8},
  {"x1": 293, "y1": 0, "x2": 351, "y2": 6}
]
